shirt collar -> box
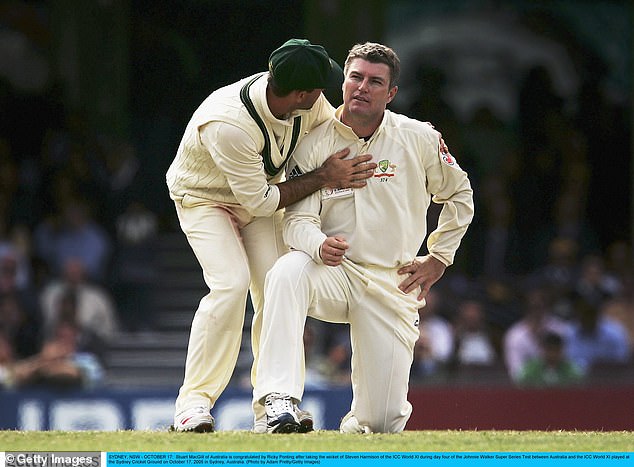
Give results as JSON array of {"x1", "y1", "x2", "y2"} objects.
[{"x1": 334, "y1": 105, "x2": 388, "y2": 141}]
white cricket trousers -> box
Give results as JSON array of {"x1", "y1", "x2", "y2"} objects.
[
  {"x1": 173, "y1": 195, "x2": 286, "y2": 420},
  {"x1": 254, "y1": 250, "x2": 421, "y2": 433}
]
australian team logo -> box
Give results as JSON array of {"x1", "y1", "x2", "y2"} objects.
[{"x1": 374, "y1": 159, "x2": 396, "y2": 179}]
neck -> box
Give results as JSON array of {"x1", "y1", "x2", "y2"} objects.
[{"x1": 341, "y1": 110, "x2": 383, "y2": 139}]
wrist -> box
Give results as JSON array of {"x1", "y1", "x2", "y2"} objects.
[
  {"x1": 311, "y1": 166, "x2": 327, "y2": 188},
  {"x1": 427, "y1": 253, "x2": 450, "y2": 267}
]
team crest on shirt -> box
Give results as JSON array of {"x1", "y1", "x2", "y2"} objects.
[{"x1": 374, "y1": 159, "x2": 396, "y2": 180}]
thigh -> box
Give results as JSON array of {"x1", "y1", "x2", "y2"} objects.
[
  {"x1": 175, "y1": 201, "x2": 250, "y2": 289},
  {"x1": 268, "y1": 251, "x2": 351, "y2": 324},
  {"x1": 350, "y1": 293, "x2": 419, "y2": 377},
  {"x1": 242, "y1": 210, "x2": 287, "y2": 313}
]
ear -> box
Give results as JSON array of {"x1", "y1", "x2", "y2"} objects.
[
  {"x1": 295, "y1": 90, "x2": 309, "y2": 101},
  {"x1": 386, "y1": 86, "x2": 398, "y2": 104}
]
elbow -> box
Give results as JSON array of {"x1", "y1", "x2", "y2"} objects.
[{"x1": 241, "y1": 186, "x2": 281, "y2": 217}]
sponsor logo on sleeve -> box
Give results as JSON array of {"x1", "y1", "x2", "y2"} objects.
[{"x1": 442, "y1": 152, "x2": 456, "y2": 166}]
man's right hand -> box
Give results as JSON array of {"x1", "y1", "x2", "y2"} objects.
[
  {"x1": 319, "y1": 148, "x2": 377, "y2": 189},
  {"x1": 319, "y1": 236, "x2": 349, "y2": 266}
]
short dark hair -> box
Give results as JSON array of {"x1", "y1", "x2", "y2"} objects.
[{"x1": 344, "y1": 42, "x2": 401, "y2": 88}]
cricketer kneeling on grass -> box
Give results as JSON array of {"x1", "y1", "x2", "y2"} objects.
[{"x1": 254, "y1": 42, "x2": 474, "y2": 433}]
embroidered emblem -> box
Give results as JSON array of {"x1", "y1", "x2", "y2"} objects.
[{"x1": 374, "y1": 159, "x2": 396, "y2": 178}]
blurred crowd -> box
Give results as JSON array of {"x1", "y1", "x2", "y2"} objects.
[{"x1": 0, "y1": 80, "x2": 160, "y2": 390}]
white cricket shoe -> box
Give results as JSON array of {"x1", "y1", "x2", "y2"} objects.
[
  {"x1": 253, "y1": 402, "x2": 313, "y2": 433},
  {"x1": 173, "y1": 406, "x2": 215, "y2": 433},
  {"x1": 264, "y1": 393, "x2": 300, "y2": 433},
  {"x1": 339, "y1": 412, "x2": 371, "y2": 434}
]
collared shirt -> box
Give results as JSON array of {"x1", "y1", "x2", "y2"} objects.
[{"x1": 284, "y1": 107, "x2": 474, "y2": 269}]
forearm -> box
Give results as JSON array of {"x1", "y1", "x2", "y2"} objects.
[
  {"x1": 277, "y1": 149, "x2": 376, "y2": 209},
  {"x1": 282, "y1": 193, "x2": 326, "y2": 262},
  {"x1": 276, "y1": 168, "x2": 326, "y2": 209},
  {"x1": 428, "y1": 181, "x2": 474, "y2": 265}
]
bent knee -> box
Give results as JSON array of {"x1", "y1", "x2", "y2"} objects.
[
  {"x1": 213, "y1": 264, "x2": 251, "y2": 294},
  {"x1": 267, "y1": 251, "x2": 313, "y2": 281},
  {"x1": 367, "y1": 403, "x2": 412, "y2": 434}
]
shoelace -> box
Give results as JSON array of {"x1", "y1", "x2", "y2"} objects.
[{"x1": 266, "y1": 393, "x2": 295, "y2": 416}]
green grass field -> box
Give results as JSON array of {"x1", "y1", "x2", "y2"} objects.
[{"x1": 1, "y1": 430, "x2": 633, "y2": 452}]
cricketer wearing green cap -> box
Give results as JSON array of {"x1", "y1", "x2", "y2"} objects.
[
  {"x1": 268, "y1": 38, "x2": 343, "y2": 92},
  {"x1": 166, "y1": 38, "x2": 377, "y2": 434}
]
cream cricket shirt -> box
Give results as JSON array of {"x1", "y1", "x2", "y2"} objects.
[
  {"x1": 284, "y1": 107, "x2": 474, "y2": 268},
  {"x1": 166, "y1": 73, "x2": 335, "y2": 218}
]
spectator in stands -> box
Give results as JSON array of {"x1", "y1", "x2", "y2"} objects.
[
  {"x1": 451, "y1": 297, "x2": 496, "y2": 366},
  {"x1": 411, "y1": 288, "x2": 454, "y2": 380},
  {"x1": 503, "y1": 284, "x2": 572, "y2": 382},
  {"x1": 516, "y1": 331, "x2": 584, "y2": 387},
  {"x1": 40, "y1": 257, "x2": 118, "y2": 357},
  {"x1": 33, "y1": 197, "x2": 111, "y2": 283},
  {"x1": 0, "y1": 320, "x2": 103, "y2": 390},
  {"x1": 567, "y1": 293, "x2": 631, "y2": 375}
]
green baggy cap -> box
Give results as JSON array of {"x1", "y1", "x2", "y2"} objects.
[{"x1": 269, "y1": 38, "x2": 343, "y2": 91}]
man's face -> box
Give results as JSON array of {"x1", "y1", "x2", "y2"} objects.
[{"x1": 343, "y1": 58, "x2": 397, "y2": 120}]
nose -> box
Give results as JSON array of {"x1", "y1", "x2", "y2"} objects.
[{"x1": 357, "y1": 78, "x2": 369, "y2": 92}]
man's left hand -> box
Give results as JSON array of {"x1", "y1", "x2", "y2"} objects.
[{"x1": 397, "y1": 255, "x2": 446, "y2": 301}]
